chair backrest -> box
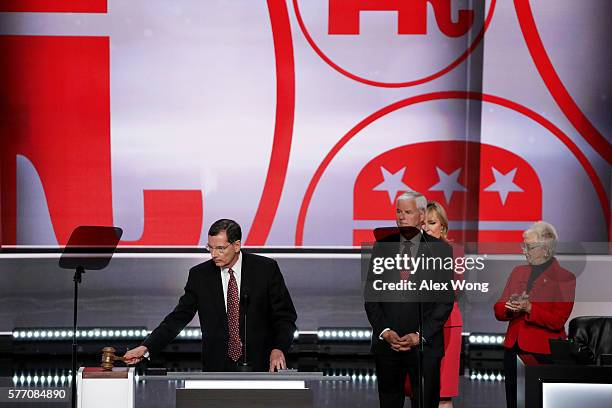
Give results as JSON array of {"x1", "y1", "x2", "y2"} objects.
[{"x1": 569, "y1": 316, "x2": 612, "y2": 364}]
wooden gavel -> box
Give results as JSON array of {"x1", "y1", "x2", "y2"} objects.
[{"x1": 101, "y1": 347, "x2": 127, "y2": 371}]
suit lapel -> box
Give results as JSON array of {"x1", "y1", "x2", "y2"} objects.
[
  {"x1": 208, "y1": 263, "x2": 227, "y2": 327},
  {"x1": 528, "y1": 259, "x2": 558, "y2": 299},
  {"x1": 239, "y1": 252, "x2": 251, "y2": 300},
  {"x1": 238, "y1": 252, "x2": 251, "y2": 337},
  {"x1": 413, "y1": 234, "x2": 429, "y2": 276}
]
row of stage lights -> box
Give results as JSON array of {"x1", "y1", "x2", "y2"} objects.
[
  {"x1": 169, "y1": 328, "x2": 374, "y2": 341},
  {"x1": 11, "y1": 368, "x2": 503, "y2": 386},
  {"x1": 322, "y1": 367, "x2": 504, "y2": 383},
  {"x1": 12, "y1": 328, "x2": 373, "y2": 342},
  {"x1": 13, "y1": 371, "x2": 72, "y2": 387},
  {"x1": 318, "y1": 330, "x2": 506, "y2": 344},
  {"x1": 468, "y1": 334, "x2": 505, "y2": 345},
  {"x1": 177, "y1": 328, "x2": 202, "y2": 338},
  {"x1": 12, "y1": 369, "x2": 377, "y2": 385},
  {"x1": 12, "y1": 328, "x2": 505, "y2": 346},
  {"x1": 12, "y1": 328, "x2": 149, "y2": 340},
  {"x1": 316, "y1": 328, "x2": 372, "y2": 341},
  {"x1": 324, "y1": 369, "x2": 377, "y2": 382},
  {"x1": 469, "y1": 370, "x2": 505, "y2": 382},
  {"x1": 11, "y1": 371, "x2": 144, "y2": 387}
]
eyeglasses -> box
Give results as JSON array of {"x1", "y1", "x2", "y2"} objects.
[
  {"x1": 520, "y1": 243, "x2": 544, "y2": 253},
  {"x1": 205, "y1": 243, "x2": 232, "y2": 254}
]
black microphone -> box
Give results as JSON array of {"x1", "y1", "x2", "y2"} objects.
[
  {"x1": 238, "y1": 289, "x2": 252, "y2": 371},
  {"x1": 240, "y1": 289, "x2": 250, "y2": 309}
]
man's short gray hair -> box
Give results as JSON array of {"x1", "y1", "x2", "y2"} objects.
[
  {"x1": 523, "y1": 221, "x2": 558, "y2": 255},
  {"x1": 396, "y1": 191, "x2": 427, "y2": 211}
]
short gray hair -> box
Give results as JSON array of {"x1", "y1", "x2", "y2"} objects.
[
  {"x1": 396, "y1": 191, "x2": 427, "y2": 212},
  {"x1": 523, "y1": 221, "x2": 558, "y2": 255}
]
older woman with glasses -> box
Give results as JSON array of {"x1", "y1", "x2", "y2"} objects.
[{"x1": 494, "y1": 221, "x2": 576, "y2": 408}]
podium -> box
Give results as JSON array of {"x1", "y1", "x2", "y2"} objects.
[
  {"x1": 142, "y1": 371, "x2": 348, "y2": 408},
  {"x1": 76, "y1": 367, "x2": 135, "y2": 408},
  {"x1": 517, "y1": 357, "x2": 612, "y2": 407}
]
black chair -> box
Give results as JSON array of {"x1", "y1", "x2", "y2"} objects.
[{"x1": 568, "y1": 316, "x2": 612, "y2": 365}]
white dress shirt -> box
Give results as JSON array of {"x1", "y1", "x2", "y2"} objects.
[{"x1": 220, "y1": 251, "x2": 242, "y2": 312}]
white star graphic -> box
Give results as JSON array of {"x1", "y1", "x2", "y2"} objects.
[
  {"x1": 373, "y1": 166, "x2": 412, "y2": 204},
  {"x1": 484, "y1": 167, "x2": 524, "y2": 205},
  {"x1": 428, "y1": 167, "x2": 467, "y2": 204}
]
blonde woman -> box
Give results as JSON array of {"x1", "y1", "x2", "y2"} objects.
[{"x1": 405, "y1": 201, "x2": 462, "y2": 407}]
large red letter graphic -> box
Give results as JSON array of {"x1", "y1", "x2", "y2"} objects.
[
  {"x1": 0, "y1": 3, "x2": 203, "y2": 246},
  {"x1": 329, "y1": 0, "x2": 473, "y2": 37}
]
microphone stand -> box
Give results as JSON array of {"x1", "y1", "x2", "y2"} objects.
[
  {"x1": 417, "y1": 230, "x2": 435, "y2": 408},
  {"x1": 238, "y1": 292, "x2": 251, "y2": 372},
  {"x1": 399, "y1": 226, "x2": 426, "y2": 408},
  {"x1": 59, "y1": 226, "x2": 122, "y2": 408},
  {"x1": 71, "y1": 265, "x2": 85, "y2": 408},
  {"x1": 397, "y1": 226, "x2": 425, "y2": 408},
  {"x1": 417, "y1": 298, "x2": 424, "y2": 408}
]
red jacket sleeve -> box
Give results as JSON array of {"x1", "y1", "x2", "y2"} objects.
[
  {"x1": 494, "y1": 268, "x2": 518, "y2": 321},
  {"x1": 524, "y1": 274, "x2": 576, "y2": 331}
]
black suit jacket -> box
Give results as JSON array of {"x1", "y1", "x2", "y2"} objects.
[
  {"x1": 364, "y1": 232, "x2": 454, "y2": 357},
  {"x1": 143, "y1": 252, "x2": 297, "y2": 371}
]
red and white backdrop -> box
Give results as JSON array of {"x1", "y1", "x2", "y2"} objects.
[{"x1": 1, "y1": 0, "x2": 610, "y2": 247}]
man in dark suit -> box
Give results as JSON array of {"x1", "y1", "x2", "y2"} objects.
[
  {"x1": 124, "y1": 219, "x2": 297, "y2": 372},
  {"x1": 365, "y1": 191, "x2": 454, "y2": 408}
]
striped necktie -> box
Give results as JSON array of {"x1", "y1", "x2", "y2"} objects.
[{"x1": 400, "y1": 241, "x2": 413, "y2": 281}]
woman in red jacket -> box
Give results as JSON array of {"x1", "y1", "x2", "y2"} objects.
[
  {"x1": 494, "y1": 221, "x2": 576, "y2": 408},
  {"x1": 405, "y1": 201, "x2": 462, "y2": 408}
]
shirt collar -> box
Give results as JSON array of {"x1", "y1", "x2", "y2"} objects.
[
  {"x1": 400, "y1": 230, "x2": 422, "y2": 246},
  {"x1": 221, "y1": 251, "x2": 242, "y2": 275}
]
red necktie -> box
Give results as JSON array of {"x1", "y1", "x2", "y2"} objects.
[{"x1": 227, "y1": 268, "x2": 242, "y2": 362}]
